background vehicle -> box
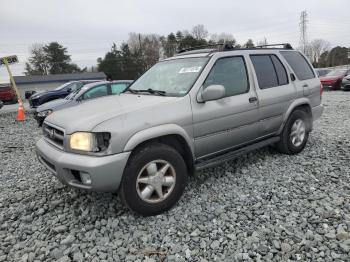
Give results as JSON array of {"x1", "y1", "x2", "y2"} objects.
[
  {"x1": 0, "y1": 84, "x2": 17, "y2": 104},
  {"x1": 36, "y1": 44, "x2": 323, "y2": 216},
  {"x1": 28, "y1": 80, "x2": 99, "y2": 108},
  {"x1": 315, "y1": 68, "x2": 331, "y2": 77},
  {"x1": 34, "y1": 80, "x2": 132, "y2": 126},
  {"x1": 342, "y1": 74, "x2": 350, "y2": 91},
  {"x1": 320, "y1": 68, "x2": 350, "y2": 90},
  {"x1": 0, "y1": 100, "x2": 3, "y2": 109}
]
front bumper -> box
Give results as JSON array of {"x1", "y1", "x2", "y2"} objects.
[
  {"x1": 36, "y1": 138, "x2": 130, "y2": 192},
  {"x1": 33, "y1": 112, "x2": 45, "y2": 126},
  {"x1": 312, "y1": 104, "x2": 324, "y2": 121}
]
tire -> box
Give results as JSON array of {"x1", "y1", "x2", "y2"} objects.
[
  {"x1": 276, "y1": 109, "x2": 310, "y2": 155},
  {"x1": 119, "y1": 143, "x2": 188, "y2": 216}
]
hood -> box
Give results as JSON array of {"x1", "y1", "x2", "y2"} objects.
[
  {"x1": 36, "y1": 98, "x2": 70, "y2": 112},
  {"x1": 45, "y1": 94, "x2": 178, "y2": 134},
  {"x1": 31, "y1": 89, "x2": 63, "y2": 99}
]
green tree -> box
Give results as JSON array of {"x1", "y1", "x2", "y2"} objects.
[
  {"x1": 244, "y1": 39, "x2": 255, "y2": 48},
  {"x1": 25, "y1": 42, "x2": 83, "y2": 75},
  {"x1": 318, "y1": 46, "x2": 349, "y2": 67}
]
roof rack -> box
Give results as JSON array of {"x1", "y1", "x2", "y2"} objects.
[
  {"x1": 255, "y1": 43, "x2": 293, "y2": 50},
  {"x1": 176, "y1": 42, "x2": 293, "y2": 55}
]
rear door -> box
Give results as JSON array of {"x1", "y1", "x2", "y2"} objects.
[
  {"x1": 249, "y1": 53, "x2": 296, "y2": 136},
  {"x1": 280, "y1": 51, "x2": 320, "y2": 108}
]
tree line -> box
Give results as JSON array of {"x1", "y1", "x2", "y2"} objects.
[{"x1": 25, "y1": 25, "x2": 350, "y2": 79}]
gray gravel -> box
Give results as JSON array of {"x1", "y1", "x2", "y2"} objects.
[{"x1": 1, "y1": 91, "x2": 350, "y2": 261}]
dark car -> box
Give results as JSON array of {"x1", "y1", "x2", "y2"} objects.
[
  {"x1": 34, "y1": 80, "x2": 132, "y2": 126},
  {"x1": 320, "y1": 69, "x2": 350, "y2": 90},
  {"x1": 315, "y1": 68, "x2": 331, "y2": 77},
  {"x1": 0, "y1": 84, "x2": 17, "y2": 104},
  {"x1": 342, "y1": 74, "x2": 350, "y2": 91},
  {"x1": 28, "y1": 80, "x2": 99, "y2": 108}
]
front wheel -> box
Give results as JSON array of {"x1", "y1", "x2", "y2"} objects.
[
  {"x1": 119, "y1": 143, "x2": 188, "y2": 216},
  {"x1": 276, "y1": 109, "x2": 310, "y2": 154}
]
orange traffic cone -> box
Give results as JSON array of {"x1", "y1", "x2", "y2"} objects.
[{"x1": 17, "y1": 101, "x2": 25, "y2": 121}]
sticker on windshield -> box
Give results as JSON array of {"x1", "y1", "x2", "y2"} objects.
[{"x1": 179, "y1": 66, "x2": 202, "y2": 74}]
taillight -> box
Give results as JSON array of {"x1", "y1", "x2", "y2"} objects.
[{"x1": 320, "y1": 83, "x2": 323, "y2": 100}]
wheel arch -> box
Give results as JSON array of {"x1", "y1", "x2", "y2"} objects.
[
  {"x1": 123, "y1": 124, "x2": 195, "y2": 174},
  {"x1": 277, "y1": 98, "x2": 312, "y2": 135}
]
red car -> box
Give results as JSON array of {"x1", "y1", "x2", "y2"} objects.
[
  {"x1": 320, "y1": 69, "x2": 350, "y2": 90},
  {"x1": 0, "y1": 84, "x2": 17, "y2": 103}
]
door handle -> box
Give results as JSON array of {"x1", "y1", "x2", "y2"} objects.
[
  {"x1": 249, "y1": 97, "x2": 258, "y2": 103},
  {"x1": 302, "y1": 84, "x2": 309, "y2": 88}
]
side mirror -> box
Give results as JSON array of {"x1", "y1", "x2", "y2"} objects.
[
  {"x1": 290, "y1": 73, "x2": 296, "y2": 81},
  {"x1": 198, "y1": 85, "x2": 225, "y2": 102},
  {"x1": 66, "y1": 88, "x2": 71, "y2": 93}
]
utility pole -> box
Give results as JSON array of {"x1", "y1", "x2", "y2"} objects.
[{"x1": 299, "y1": 10, "x2": 309, "y2": 55}]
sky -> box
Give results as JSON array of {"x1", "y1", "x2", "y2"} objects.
[{"x1": 1, "y1": 0, "x2": 349, "y2": 83}]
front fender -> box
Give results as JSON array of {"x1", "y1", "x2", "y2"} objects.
[{"x1": 123, "y1": 124, "x2": 194, "y2": 157}]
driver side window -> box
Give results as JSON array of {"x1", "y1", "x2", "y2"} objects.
[
  {"x1": 203, "y1": 56, "x2": 249, "y2": 98},
  {"x1": 82, "y1": 85, "x2": 108, "y2": 100}
]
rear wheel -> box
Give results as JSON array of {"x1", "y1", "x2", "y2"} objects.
[
  {"x1": 276, "y1": 109, "x2": 310, "y2": 154},
  {"x1": 119, "y1": 143, "x2": 188, "y2": 216}
]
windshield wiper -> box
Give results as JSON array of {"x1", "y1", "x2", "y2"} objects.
[{"x1": 123, "y1": 88, "x2": 167, "y2": 96}]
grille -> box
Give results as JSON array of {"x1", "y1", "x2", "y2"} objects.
[{"x1": 43, "y1": 123, "x2": 65, "y2": 149}]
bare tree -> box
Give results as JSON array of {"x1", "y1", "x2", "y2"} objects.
[
  {"x1": 25, "y1": 44, "x2": 49, "y2": 75},
  {"x1": 209, "y1": 33, "x2": 236, "y2": 45},
  {"x1": 309, "y1": 39, "x2": 331, "y2": 64},
  {"x1": 191, "y1": 24, "x2": 208, "y2": 40},
  {"x1": 256, "y1": 37, "x2": 268, "y2": 46}
]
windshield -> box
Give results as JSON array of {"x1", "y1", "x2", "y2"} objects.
[
  {"x1": 129, "y1": 57, "x2": 209, "y2": 96},
  {"x1": 65, "y1": 89, "x2": 80, "y2": 100},
  {"x1": 54, "y1": 82, "x2": 71, "y2": 91},
  {"x1": 326, "y1": 69, "x2": 347, "y2": 77}
]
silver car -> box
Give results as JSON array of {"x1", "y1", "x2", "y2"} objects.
[
  {"x1": 36, "y1": 44, "x2": 323, "y2": 216},
  {"x1": 34, "y1": 80, "x2": 133, "y2": 126}
]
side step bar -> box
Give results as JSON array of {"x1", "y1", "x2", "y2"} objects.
[{"x1": 195, "y1": 136, "x2": 280, "y2": 171}]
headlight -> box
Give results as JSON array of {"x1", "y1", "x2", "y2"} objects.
[
  {"x1": 69, "y1": 132, "x2": 110, "y2": 152},
  {"x1": 38, "y1": 109, "x2": 52, "y2": 117}
]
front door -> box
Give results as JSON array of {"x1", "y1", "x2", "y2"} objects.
[{"x1": 191, "y1": 55, "x2": 261, "y2": 158}]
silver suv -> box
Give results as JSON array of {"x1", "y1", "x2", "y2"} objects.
[{"x1": 36, "y1": 44, "x2": 323, "y2": 216}]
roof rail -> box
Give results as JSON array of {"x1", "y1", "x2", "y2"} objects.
[
  {"x1": 255, "y1": 43, "x2": 293, "y2": 50},
  {"x1": 177, "y1": 43, "x2": 235, "y2": 54}
]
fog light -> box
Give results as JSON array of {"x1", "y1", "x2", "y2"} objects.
[{"x1": 80, "y1": 172, "x2": 92, "y2": 185}]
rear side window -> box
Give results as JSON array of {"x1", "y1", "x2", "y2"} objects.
[
  {"x1": 271, "y1": 55, "x2": 288, "y2": 85},
  {"x1": 203, "y1": 56, "x2": 249, "y2": 97},
  {"x1": 280, "y1": 51, "x2": 315, "y2": 80}
]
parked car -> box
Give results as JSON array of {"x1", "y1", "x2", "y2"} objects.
[
  {"x1": 319, "y1": 68, "x2": 350, "y2": 90},
  {"x1": 315, "y1": 68, "x2": 331, "y2": 77},
  {"x1": 36, "y1": 44, "x2": 323, "y2": 216},
  {"x1": 0, "y1": 84, "x2": 17, "y2": 104},
  {"x1": 342, "y1": 74, "x2": 350, "y2": 91},
  {"x1": 28, "y1": 80, "x2": 99, "y2": 108},
  {"x1": 0, "y1": 100, "x2": 3, "y2": 109},
  {"x1": 34, "y1": 80, "x2": 133, "y2": 126}
]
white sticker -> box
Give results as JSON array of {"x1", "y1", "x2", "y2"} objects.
[{"x1": 179, "y1": 66, "x2": 202, "y2": 74}]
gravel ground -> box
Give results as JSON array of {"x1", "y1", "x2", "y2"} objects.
[{"x1": 1, "y1": 91, "x2": 350, "y2": 261}]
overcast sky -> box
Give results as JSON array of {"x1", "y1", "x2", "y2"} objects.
[{"x1": 1, "y1": 0, "x2": 349, "y2": 83}]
